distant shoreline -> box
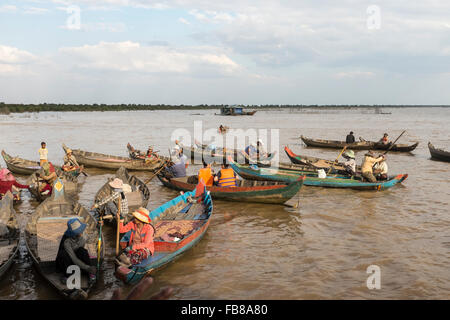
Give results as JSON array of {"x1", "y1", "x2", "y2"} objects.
[{"x1": 0, "y1": 103, "x2": 449, "y2": 114}]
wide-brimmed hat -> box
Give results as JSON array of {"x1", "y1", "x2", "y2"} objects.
[
  {"x1": 109, "y1": 178, "x2": 124, "y2": 189},
  {"x1": 132, "y1": 207, "x2": 151, "y2": 224},
  {"x1": 344, "y1": 150, "x2": 355, "y2": 159},
  {"x1": 66, "y1": 149, "x2": 73, "y2": 153},
  {"x1": 65, "y1": 218, "x2": 86, "y2": 237}
]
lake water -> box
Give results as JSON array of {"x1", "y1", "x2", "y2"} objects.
[{"x1": 0, "y1": 107, "x2": 449, "y2": 299}]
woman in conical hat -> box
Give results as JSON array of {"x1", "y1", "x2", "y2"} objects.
[{"x1": 117, "y1": 207, "x2": 155, "y2": 266}]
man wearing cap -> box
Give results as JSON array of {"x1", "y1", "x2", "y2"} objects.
[
  {"x1": 55, "y1": 218, "x2": 97, "y2": 284},
  {"x1": 92, "y1": 178, "x2": 129, "y2": 218},
  {"x1": 361, "y1": 151, "x2": 385, "y2": 182},
  {"x1": 346, "y1": 131, "x2": 355, "y2": 144},
  {"x1": 117, "y1": 207, "x2": 155, "y2": 266},
  {"x1": 342, "y1": 149, "x2": 356, "y2": 175}
]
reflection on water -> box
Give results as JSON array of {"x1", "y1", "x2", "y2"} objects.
[{"x1": 0, "y1": 107, "x2": 449, "y2": 299}]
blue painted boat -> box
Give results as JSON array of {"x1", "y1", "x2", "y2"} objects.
[
  {"x1": 115, "y1": 182, "x2": 213, "y2": 285},
  {"x1": 229, "y1": 159, "x2": 408, "y2": 191}
]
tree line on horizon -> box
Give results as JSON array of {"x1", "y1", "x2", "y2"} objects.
[{"x1": 0, "y1": 102, "x2": 448, "y2": 114}]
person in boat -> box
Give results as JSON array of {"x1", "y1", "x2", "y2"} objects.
[
  {"x1": 117, "y1": 207, "x2": 155, "y2": 267},
  {"x1": 373, "y1": 155, "x2": 388, "y2": 180},
  {"x1": 361, "y1": 151, "x2": 385, "y2": 182},
  {"x1": 91, "y1": 178, "x2": 129, "y2": 218},
  {"x1": 36, "y1": 162, "x2": 57, "y2": 196},
  {"x1": 144, "y1": 146, "x2": 159, "y2": 164},
  {"x1": 214, "y1": 163, "x2": 237, "y2": 187},
  {"x1": 346, "y1": 131, "x2": 356, "y2": 143},
  {"x1": 0, "y1": 168, "x2": 30, "y2": 200},
  {"x1": 342, "y1": 150, "x2": 356, "y2": 175},
  {"x1": 256, "y1": 139, "x2": 269, "y2": 159},
  {"x1": 219, "y1": 125, "x2": 225, "y2": 133},
  {"x1": 378, "y1": 133, "x2": 390, "y2": 145},
  {"x1": 165, "y1": 157, "x2": 187, "y2": 178},
  {"x1": 62, "y1": 149, "x2": 80, "y2": 174},
  {"x1": 198, "y1": 161, "x2": 214, "y2": 186},
  {"x1": 55, "y1": 217, "x2": 97, "y2": 284},
  {"x1": 38, "y1": 141, "x2": 48, "y2": 166},
  {"x1": 244, "y1": 142, "x2": 257, "y2": 160}
]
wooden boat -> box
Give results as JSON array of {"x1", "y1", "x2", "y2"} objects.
[
  {"x1": 300, "y1": 136, "x2": 419, "y2": 152},
  {"x1": 284, "y1": 146, "x2": 362, "y2": 172},
  {"x1": 93, "y1": 167, "x2": 150, "y2": 218},
  {"x1": 428, "y1": 142, "x2": 450, "y2": 162},
  {"x1": 27, "y1": 167, "x2": 79, "y2": 202},
  {"x1": 62, "y1": 144, "x2": 165, "y2": 172},
  {"x1": 127, "y1": 143, "x2": 170, "y2": 162},
  {"x1": 2, "y1": 150, "x2": 45, "y2": 175},
  {"x1": 115, "y1": 182, "x2": 213, "y2": 284},
  {"x1": 157, "y1": 172, "x2": 305, "y2": 205},
  {"x1": 0, "y1": 192, "x2": 20, "y2": 279},
  {"x1": 215, "y1": 106, "x2": 257, "y2": 116},
  {"x1": 25, "y1": 179, "x2": 104, "y2": 299},
  {"x1": 229, "y1": 159, "x2": 408, "y2": 191}
]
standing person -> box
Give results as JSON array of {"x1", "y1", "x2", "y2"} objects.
[
  {"x1": 117, "y1": 207, "x2": 155, "y2": 266},
  {"x1": 373, "y1": 155, "x2": 388, "y2": 180},
  {"x1": 91, "y1": 178, "x2": 129, "y2": 218},
  {"x1": 198, "y1": 161, "x2": 214, "y2": 186},
  {"x1": 38, "y1": 142, "x2": 48, "y2": 166},
  {"x1": 55, "y1": 218, "x2": 97, "y2": 284},
  {"x1": 361, "y1": 151, "x2": 385, "y2": 182},
  {"x1": 342, "y1": 150, "x2": 356, "y2": 175},
  {"x1": 214, "y1": 163, "x2": 237, "y2": 187},
  {"x1": 346, "y1": 131, "x2": 356, "y2": 143}
]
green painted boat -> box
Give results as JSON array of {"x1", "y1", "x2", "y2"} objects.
[
  {"x1": 157, "y1": 173, "x2": 305, "y2": 205},
  {"x1": 229, "y1": 158, "x2": 408, "y2": 191}
]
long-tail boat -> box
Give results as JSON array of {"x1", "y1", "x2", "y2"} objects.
[
  {"x1": 27, "y1": 167, "x2": 79, "y2": 202},
  {"x1": 157, "y1": 172, "x2": 305, "y2": 205},
  {"x1": 93, "y1": 167, "x2": 150, "y2": 219},
  {"x1": 300, "y1": 135, "x2": 419, "y2": 152},
  {"x1": 25, "y1": 179, "x2": 104, "y2": 299},
  {"x1": 284, "y1": 146, "x2": 362, "y2": 172},
  {"x1": 115, "y1": 182, "x2": 213, "y2": 285},
  {"x1": 0, "y1": 192, "x2": 20, "y2": 279},
  {"x1": 62, "y1": 144, "x2": 165, "y2": 172},
  {"x1": 428, "y1": 142, "x2": 450, "y2": 163},
  {"x1": 229, "y1": 159, "x2": 408, "y2": 191}
]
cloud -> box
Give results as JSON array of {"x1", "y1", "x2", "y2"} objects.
[
  {"x1": 24, "y1": 7, "x2": 50, "y2": 14},
  {"x1": 178, "y1": 17, "x2": 191, "y2": 25},
  {"x1": 0, "y1": 4, "x2": 17, "y2": 12},
  {"x1": 57, "y1": 41, "x2": 241, "y2": 76},
  {"x1": 0, "y1": 45, "x2": 37, "y2": 75}
]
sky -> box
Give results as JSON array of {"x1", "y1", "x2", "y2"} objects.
[{"x1": 0, "y1": 0, "x2": 449, "y2": 105}]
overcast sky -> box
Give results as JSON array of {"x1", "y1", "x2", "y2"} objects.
[{"x1": 0, "y1": 0, "x2": 449, "y2": 105}]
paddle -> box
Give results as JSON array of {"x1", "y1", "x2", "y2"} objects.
[
  {"x1": 115, "y1": 197, "x2": 121, "y2": 257},
  {"x1": 382, "y1": 130, "x2": 406, "y2": 155},
  {"x1": 97, "y1": 215, "x2": 102, "y2": 278},
  {"x1": 144, "y1": 162, "x2": 169, "y2": 185},
  {"x1": 327, "y1": 146, "x2": 347, "y2": 174}
]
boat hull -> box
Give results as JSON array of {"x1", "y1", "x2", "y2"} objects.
[{"x1": 428, "y1": 142, "x2": 450, "y2": 162}]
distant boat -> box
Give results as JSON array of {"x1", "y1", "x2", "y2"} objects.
[
  {"x1": 374, "y1": 107, "x2": 391, "y2": 115},
  {"x1": 215, "y1": 105, "x2": 257, "y2": 116}
]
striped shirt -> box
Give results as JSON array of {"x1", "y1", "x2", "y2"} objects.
[{"x1": 95, "y1": 191, "x2": 129, "y2": 216}]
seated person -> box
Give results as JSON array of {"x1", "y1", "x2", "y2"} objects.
[
  {"x1": 342, "y1": 150, "x2": 356, "y2": 176},
  {"x1": 214, "y1": 163, "x2": 237, "y2": 187},
  {"x1": 37, "y1": 162, "x2": 57, "y2": 195},
  {"x1": 62, "y1": 149, "x2": 80, "y2": 172},
  {"x1": 55, "y1": 218, "x2": 97, "y2": 284},
  {"x1": 92, "y1": 178, "x2": 129, "y2": 218},
  {"x1": 373, "y1": 156, "x2": 388, "y2": 180},
  {"x1": 198, "y1": 161, "x2": 214, "y2": 186},
  {"x1": 378, "y1": 133, "x2": 390, "y2": 145},
  {"x1": 346, "y1": 131, "x2": 355, "y2": 143},
  {"x1": 244, "y1": 143, "x2": 257, "y2": 159},
  {"x1": 117, "y1": 207, "x2": 155, "y2": 266},
  {"x1": 0, "y1": 169, "x2": 30, "y2": 199}
]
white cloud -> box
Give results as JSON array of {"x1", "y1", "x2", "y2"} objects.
[
  {"x1": 24, "y1": 7, "x2": 50, "y2": 14},
  {"x1": 178, "y1": 17, "x2": 191, "y2": 25},
  {"x1": 0, "y1": 4, "x2": 17, "y2": 12},
  {"x1": 0, "y1": 45, "x2": 37, "y2": 75},
  {"x1": 58, "y1": 41, "x2": 241, "y2": 76}
]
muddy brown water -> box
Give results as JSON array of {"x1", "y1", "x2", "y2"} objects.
[{"x1": 0, "y1": 107, "x2": 449, "y2": 299}]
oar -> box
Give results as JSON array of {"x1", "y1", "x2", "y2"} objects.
[
  {"x1": 96, "y1": 215, "x2": 103, "y2": 278},
  {"x1": 327, "y1": 146, "x2": 347, "y2": 174},
  {"x1": 144, "y1": 163, "x2": 168, "y2": 184},
  {"x1": 382, "y1": 130, "x2": 406, "y2": 155},
  {"x1": 115, "y1": 197, "x2": 121, "y2": 257}
]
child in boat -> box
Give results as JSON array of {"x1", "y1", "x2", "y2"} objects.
[
  {"x1": 117, "y1": 207, "x2": 155, "y2": 266},
  {"x1": 198, "y1": 161, "x2": 214, "y2": 186},
  {"x1": 214, "y1": 163, "x2": 237, "y2": 187},
  {"x1": 55, "y1": 218, "x2": 97, "y2": 284}
]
